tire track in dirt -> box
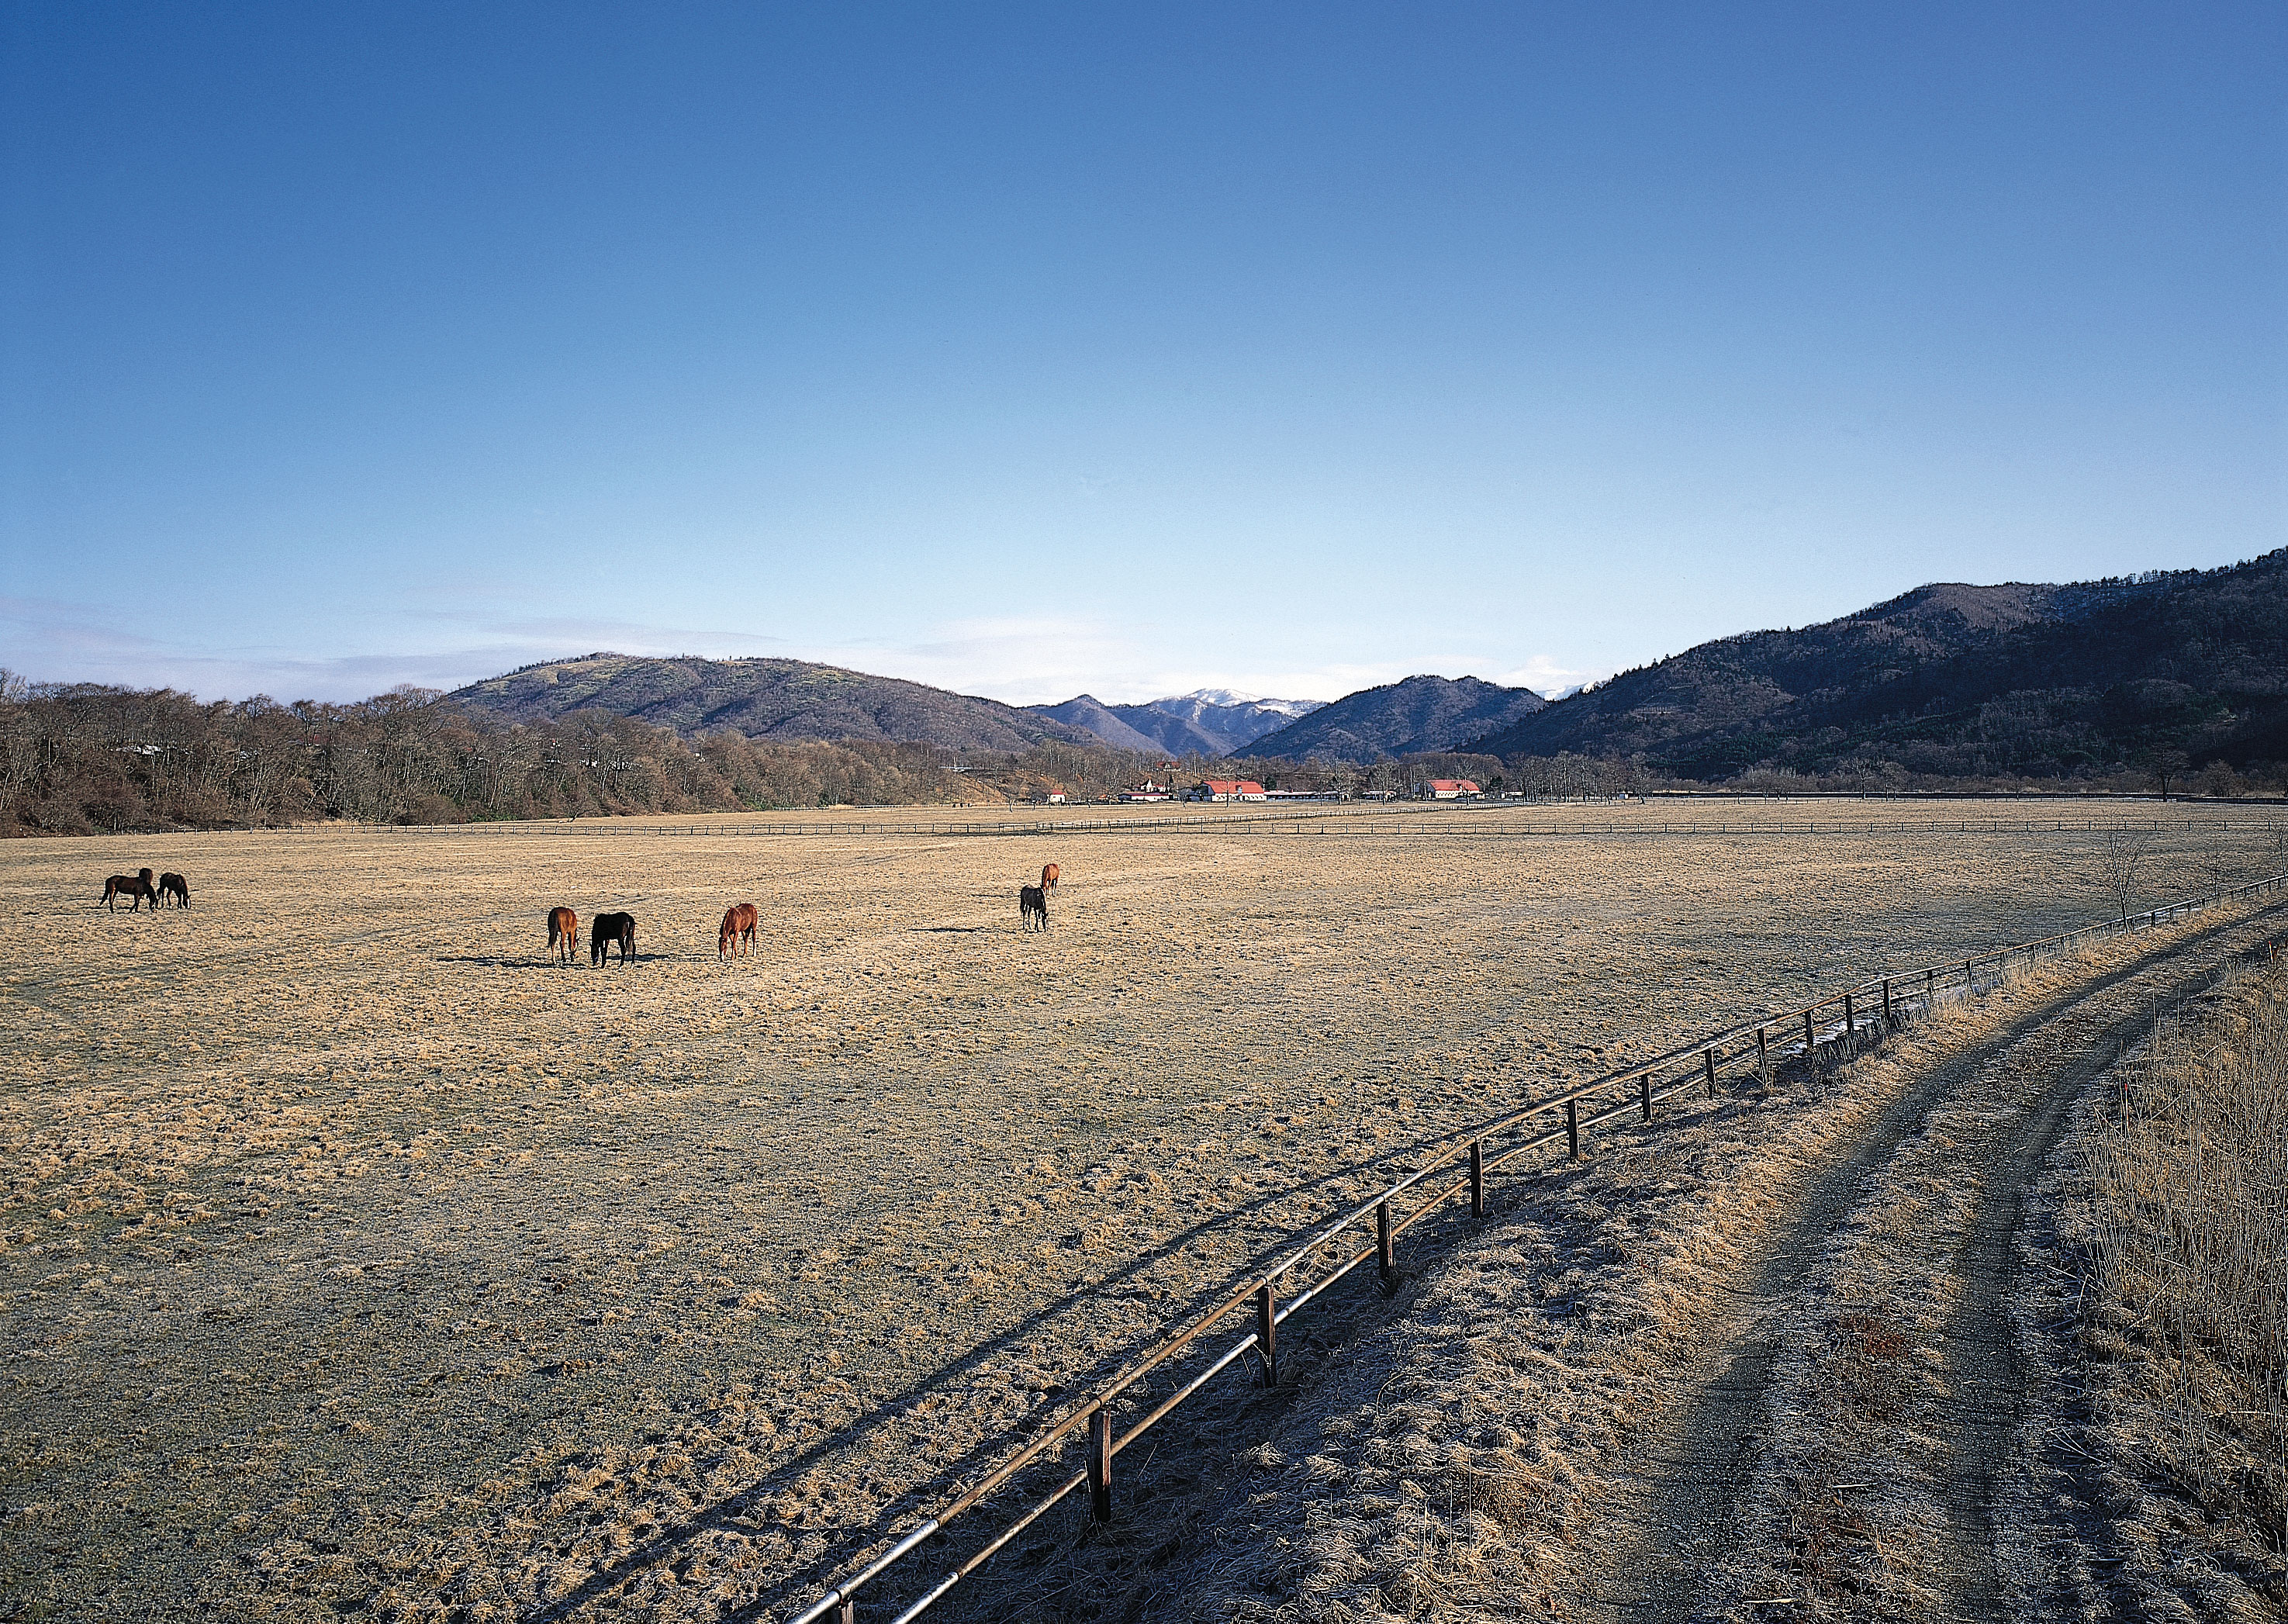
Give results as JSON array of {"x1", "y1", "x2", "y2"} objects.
[
  {"x1": 1597, "y1": 901, "x2": 2288, "y2": 1622},
  {"x1": 1921, "y1": 952, "x2": 2252, "y2": 1619}
]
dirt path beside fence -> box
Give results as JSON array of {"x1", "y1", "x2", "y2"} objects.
[{"x1": 1591, "y1": 904, "x2": 2287, "y2": 1623}]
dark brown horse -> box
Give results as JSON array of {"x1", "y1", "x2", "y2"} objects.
[
  {"x1": 102, "y1": 869, "x2": 158, "y2": 911},
  {"x1": 158, "y1": 872, "x2": 190, "y2": 908},
  {"x1": 1041, "y1": 862, "x2": 1060, "y2": 893},
  {"x1": 548, "y1": 907, "x2": 579, "y2": 966},
  {"x1": 1020, "y1": 884, "x2": 1049, "y2": 931},
  {"x1": 591, "y1": 911, "x2": 636, "y2": 966},
  {"x1": 719, "y1": 902, "x2": 759, "y2": 959}
]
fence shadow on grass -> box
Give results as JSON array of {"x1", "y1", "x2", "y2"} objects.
[{"x1": 519, "y1": 1116, "x2": 1513, "y2": 1624}]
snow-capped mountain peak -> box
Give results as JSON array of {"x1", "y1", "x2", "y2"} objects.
[
  {"x1": 1024, "y1": 687, "x2": 1327, "y2": 755},
  {"x1": 1166, "y1": 688, "x2": 1320, "y2": 719}
]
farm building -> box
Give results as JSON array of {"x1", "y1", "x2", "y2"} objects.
[
  {"x1": 1419, "y1": 779, "x2": 1481, "y2": 799},
  {"x1": 1185, "y1": 779, "x2": 1267, "y2": 802}
]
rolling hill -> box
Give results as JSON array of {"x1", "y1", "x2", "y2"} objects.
[
  {"x1": 1467, "y1": 551, "x2": 2288, "y2": 780},
  {"x1": 448, "y1": 654, "x2": 1100, "y2": 752},
  {"x1": 1247, "y1": 675, "x2": 1547, "y2": 761},
  {"x1": 1022, "y1": 695, "x2": 1169, "y2": 753}
]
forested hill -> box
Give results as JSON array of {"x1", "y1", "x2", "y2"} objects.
[
  {"x1": 448, "y1": 653, "x2": 1097, "y2": 752},
  {"x1": 1468, "y1": 551, "x2": 2288, "y2": 781},
  {"x1": 1249, "y1": 675, "x2": 1545, "y2": 761}
]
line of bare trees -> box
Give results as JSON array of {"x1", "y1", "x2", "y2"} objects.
[
  {"x1": 0, "y1": 675, "x2": 982, "y2": 834},
  {"x1": 14, "y1": 672, "x2": 2286, "y2": 839}
]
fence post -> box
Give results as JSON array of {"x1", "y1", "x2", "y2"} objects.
[
  {"x1": 1844, "y1": 991, "x2": 1854, "y2": 1037},
  {"x1": 1566, "y1": 1098, "x2": 1580, "y2": 1159},
  {"x1": 1469, "y1": 1139, "x2": 1484, "y2": 1218},
  {"x1": 1703, "y1": 1048, "x2": 1717, "y2": 1097},
  {"x1": 1640, "y1": 1071, "x2": 1652, "y2": 1121},
  {"x1": 1882, "y1": 979, "x2": 1892, "y2": 1025},
  {"x1": 1804, "y1": 1009, "x2": 1815, "y2": 1052},
  {"x1": 1925, "y1": 967, "x2": 1934, "y2": 1000},
  {"x1": 1255, "y1": 1282, "x2": 1277, "y2": 1387},
  {"x1": 1088, "y1": 1407, "x2": 1113, "y2": 1523},
  {"x1": 1376, "y1": 1200, "x2": 1395, "y2": 1291},
  {"x1": 836, "y1": 1602, "x2": 856, "y2": 1624},
  {"x1": 1756, "y1": 1027, "x2": 1767, "y2": 1074}
]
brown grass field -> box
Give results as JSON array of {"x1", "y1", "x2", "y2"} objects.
[
  {"x1": 0, "y1": 800, "x2": 2272, "y2": 1622},
  {"x1": 2052, "y1": 960, "x2": 2287, "y2": 1619}
]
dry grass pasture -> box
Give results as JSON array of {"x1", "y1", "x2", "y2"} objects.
[{"x1": 0, "y1": 801, "x2": 2270, "y2": 1621}]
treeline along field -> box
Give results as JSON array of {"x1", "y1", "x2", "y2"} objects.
[
  {"x1": 22, "y1": 672, "x2": 2286, "y2": 842},
  {"x1": 0, "y1": 676, "x2": 987, "y2": 831},
  {"x1": 0, "y1": 676, "x2": 1588, "y2": 836}
]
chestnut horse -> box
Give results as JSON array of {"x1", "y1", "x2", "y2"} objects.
[
  {"x1": 102, "y1": 869, "x2": 158, "y2": 911},
  {"x1": 719, "y1": 902, "x2": 759, "y2": 959},
  {"x1": 548, "y1": 907, "x2": 579, "y2": 966},
  {"x1": 1041, "y1": 862, "x2": 1059, "y2": 893},
  {"x1": 591, "y1": 911, "x2": 636, "y2": 966},
  {"x1": 158, "y1": 872, "x2": 190, "y2": 908}
]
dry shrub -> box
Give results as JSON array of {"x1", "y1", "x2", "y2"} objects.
[{"x1": 2085, "y1": 964, "x2": 2287, "y2": 1600}]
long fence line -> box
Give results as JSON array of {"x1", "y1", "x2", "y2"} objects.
[
  {"x1": 357, "y1": 812, "x2": 2288, "y2": 841},
  {"x1": 780, "y1": 869, "x2": 2288, "y2": 1624}
]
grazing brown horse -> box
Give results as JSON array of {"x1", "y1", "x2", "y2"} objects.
[
  {"x1": 1019, "y1": 883, "x2": 1049, "y2": 931},
  {"x1": 719, "y1": 902, "x2": 759, "y2": 959},
  {"x1": 158, "y1": 872, "x2": 190, "y2": 908},
  {"x1": 1041, "y1": 862, "x2": 1059, "y2": 893},
  {"x1": 548, "y1": 907, "x2": 579, "y2": 966},
  {"x1": 591, "y1": 911, "x2": 636, "y2": 966},
  {"x1": 102, "y1": 869, "x2": 158, "y2": 911}
]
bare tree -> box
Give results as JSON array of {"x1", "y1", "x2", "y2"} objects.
[
  {"x1": 2193, "y1": 840, "x2": 2246, "y2": 899},
  {"x1": 2135, "y1": 745, "x2": 2191, "y2": 801},
  {"x1": 2091, "y1": 828, "x2": 2158, "y2": 919}
]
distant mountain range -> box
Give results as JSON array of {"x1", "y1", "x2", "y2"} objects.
[
  {"x1": 1026, "y1": 689, "x2": 1323, "y2": 755},
  {"x1": 1467, "y1": 550, "x2": 2288, "y2": 779},
  {"x1": 437, "y1": 551, "x2": 2288, "y2": 781},
  {"x1": 1246, "y1": 675, "x2": 1548, "y2": 762},
  {"x1": 1021, "y1": 695, "x2": 1170, "y2": 753},
  {"x1": 448, "y1": 654, "x2": 1099, "y2": 753}
]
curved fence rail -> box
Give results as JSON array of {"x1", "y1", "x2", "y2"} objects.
[{"x1": 779, "y1": 869, "x2": 2288, "y2": 1624}]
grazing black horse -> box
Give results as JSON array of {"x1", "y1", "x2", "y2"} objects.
[
  {"x1": 1019, "y1": 884, "x2": 1049, "y2": 932},
  {"x1": 590, "y1": 911, "x2": 636, "y2": 965},
  {"x1": 158, "y1": 872, "x2": 191, "y2": 908},
  {"x1": 102, "y1": 869, "x2": 158, "y2": 911}
]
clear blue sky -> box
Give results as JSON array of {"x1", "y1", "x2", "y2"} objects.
[{"x1": 4, "y1": 2, "x2": 2283, "y2": 706}]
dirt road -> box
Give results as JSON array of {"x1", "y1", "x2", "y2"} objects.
[{"x1": 1595, "y1": 904, "x2": 2285, "y2": 1622}]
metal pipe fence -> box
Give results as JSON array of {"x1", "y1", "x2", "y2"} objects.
[{"x1": 782, "y1": 868, "x2": 2288, "y2": 1624}]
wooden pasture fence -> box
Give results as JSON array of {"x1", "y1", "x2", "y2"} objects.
[
  {"x1": 781, "y1": 868, "x2": 2288, "y2": 1624},
  {"x1": 362, "y1": 811, "x2": 2288, "y2": 841}
]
